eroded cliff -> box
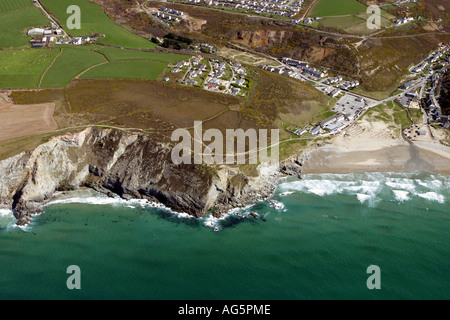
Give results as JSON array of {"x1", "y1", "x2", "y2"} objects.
[{"x1": 0, "y1": 128, "x2": 302, "y2": 225}]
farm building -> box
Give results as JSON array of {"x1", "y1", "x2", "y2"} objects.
[{"x1": 28, "y1": 28, "x2": 45, "y2": 36}]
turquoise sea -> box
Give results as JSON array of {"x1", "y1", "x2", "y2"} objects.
[{"x1": 0, "y1": 172, "x2": 449, "y2": 300}]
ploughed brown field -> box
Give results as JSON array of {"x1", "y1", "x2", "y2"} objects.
[{"x1": 0, "y1": 102, "x2": 57, "y2": 141}]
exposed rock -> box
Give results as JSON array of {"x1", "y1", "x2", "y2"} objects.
[
  {"x1": 234, "y1": 30, "x2": 289, "y2": 47},
  {"x1": 181, "y1": 17, "x2": 207, "y2": 33},
  {"x1": 0, "y1": 128, "x2": 304, "y2": 225}
]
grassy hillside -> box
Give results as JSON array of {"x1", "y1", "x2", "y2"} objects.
[
  {"x1": 310, "y1": 0, "x2": 367, "y2": 17},
  {"x1": 80, "y1": 60, "x2": 168, "y2": 80},
  {"x1": 0, "y1": 49, "x2": 59, "y2": 88},
  {"x1": 93, "y1": 46, "x2": 190, "y2": 63},
  {"x1": 40, "y1": 48, "x2": 107, "y2": 88},
  {"x1": 0, "y1": 0, "x2": 33, "y2": 13},
  {"x1": 40, "y1": 0, "x2": 157, "y2": 49},
  {"x1": 0, "y1": 45, "x2": 188, "y2": 89},
  {"x1": 319, "y1": 10, "x2": 394, "y2": 34},
  {"x1": 0, "y1": 6, "x2": 49, "y2": 49}
]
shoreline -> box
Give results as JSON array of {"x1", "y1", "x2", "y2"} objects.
[
  {"x1": 1, "y1": 122, "x2": 449, "y2": 227},
  {"x1": 301, "y1": 141, "x2": 450, "y2": 175},
  {"x1": 300, "y1": 116, "x2": 450, "y2": 175}
]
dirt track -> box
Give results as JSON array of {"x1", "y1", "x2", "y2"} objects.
[{"x1": 0, "y1": 100, "x2": 58, "y2": 141}]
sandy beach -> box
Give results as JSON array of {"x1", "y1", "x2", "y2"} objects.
[{"x1": 302, "y1": 119, "x2": 450, "y2": 175}]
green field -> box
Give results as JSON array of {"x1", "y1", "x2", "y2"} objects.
[
  {"x1": 321, "y1": 15, "x2": 363, "y2": 29},
  {"x1": 320, "y1": 10, "x2": 394, "y2": 34},
  {"x1": 311, "y1": 0, "x2": 395, "y2": 34},
  {"x1": 0, "y1": 45, "x2": 188, "y2": 88},
  {"x1": 0, "y1": 49, "x2": 59, "y2": 88},
  {"x1": 93, "y1": 46, "x2": 189, "y2": 63},
  {"x1": 0, "y1": 0, "x2": 33, "y2": 13},
  {"x1": 40, "y1": 0, "x2": 157, "y2": 49},
  {"x1": 80, "y1": 60, "x2": 168, "y2": 80},
  {"x1": 0, "y1": 6, "x2": 50, "y2": 49},
  {"x1": 40, "y1": 48, "x2": 107, "y2": 88},
  {"x1": 0, "y1": 0, "x2": 194, "y2": 88},
  {"x1": 311, "y1": 0, "x2": 367, "y2": 17}
]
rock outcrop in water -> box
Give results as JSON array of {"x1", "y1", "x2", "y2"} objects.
[{"x1": 0, "y1": 128, "x2": 302, "y2": 225}]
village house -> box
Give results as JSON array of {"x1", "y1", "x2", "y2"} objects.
[
  {"x1": 395, "y1": 17, "x2": 414, "y2": 26},
  {"x1": 282, "y1": 57, "x2": 308, "y2": 69},
  {"x1": 303, "y1": 67, "x2": 326, "y2": 79}
]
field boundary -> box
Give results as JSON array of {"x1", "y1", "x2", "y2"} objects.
[
  {"x1": 74, "y1": 61, "x2": 110, "y2": 79},
  {"x1": 38, "y1": 48, "x2": 63, "y2": 88}
]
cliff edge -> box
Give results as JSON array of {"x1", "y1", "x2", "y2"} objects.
[{"x1": 0, "y1": 128, "x2": 303, "y2": 225}]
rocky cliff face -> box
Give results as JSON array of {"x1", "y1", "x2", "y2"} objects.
[
  {"x1": 0, "y1": 128, "x2": 304, "y2": 225},
  {"x1": 234, "y1": 30, "x2": 290, "y2": 47}
]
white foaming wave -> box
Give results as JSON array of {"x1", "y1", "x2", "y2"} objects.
[
  {"x1": 172, "y1": 211, "x2": 195, "y2": 219},
  {"x1": 12, "y1": 223, "x2": 29, "y2": 231},
  {"x1": 202, "y1": 203, "x2": 261, "y2": 231},
  {"x1": 49, "y1": 196, "x2": 126, "y2": 206},
  {"x1": 416, "y1": 180, "x2": 429, "y2": 188},
  {"x1": 415, "y1": 179, "x2": 440, "y2": 191},
  {"x1": 0, "y1": 209, "x2": 16, "y2": 231},
  {"x1": 0, "y1": 209, "x2": 37, "y2": 232},
  {"x1": 417, "y1": 192, "x2": 445, "y2": 204},
  {"x1": 347, "y1": 180, "x2": 380, "y2": 194},
  {"x1": 48, "y1": 196, "x2": 166, "y2": 209},
  {"x1": 392, "y1": 190, "x2": 410, "y2": 202},
  {"x1": 269, "y1": 200, "x2": 285, "y2": 210},
  {"x1": 279, "y1": 179, "x2": 354, "y2": 196},
  {"x1": 202, "y1": 213, "x2": 232, "y2": 231},
  {"x1": 276, "y1": 172, "x2": 450, "y2": 205},
  {"x1": 356, "y1": 193, "x2": 371, "y2": 203},
  {"x1": 430, "y1": 179, "x2": 443, "y2": 189},
  {"x1": 278, "y1": 177, "x2": 381, "y2": 201},
  {"x1": 279, "y1": 191, "x2": 294, "y2": 197},
  {"x1": 203, "y1": 215, "x2": 221, "y2": 231},
  {"x1": 385, "y1": 179, "x2": 416, "y2": 192},
  {"x1": 0, "y1": 209, "x2": 13, "y2": 217},
  {"x1": 48, "y1": 194, "x2": 196, "y2": 220}
]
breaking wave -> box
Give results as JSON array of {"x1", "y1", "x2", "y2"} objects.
[
  {"x1": 417, "y1": 192, "x2": 445, "y2": 204},
  {"x1": 48, "y1": 191, "x2": 196, "y2": 220},
  {"x1": 277, "y1": 172, "x2": 449, "y2": 205},
  {"x1": 2, "y1": 172, "x2": 448, "y2": 233},
  {"x1": 392, "y1": 190, "x2": 410, "y2": 202},
  {"x1": 0, "y1": 209, "x2": 29, "y2": 231},
  {"x1": 48, "y1": 190, "x2": 266, "y2": 232},
  {"x1": 0, "y1": 209, "x2": 12, "y2": 217},
  {"x1": 49, "y1": 193, "x2": 166, "y2": 209}
]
